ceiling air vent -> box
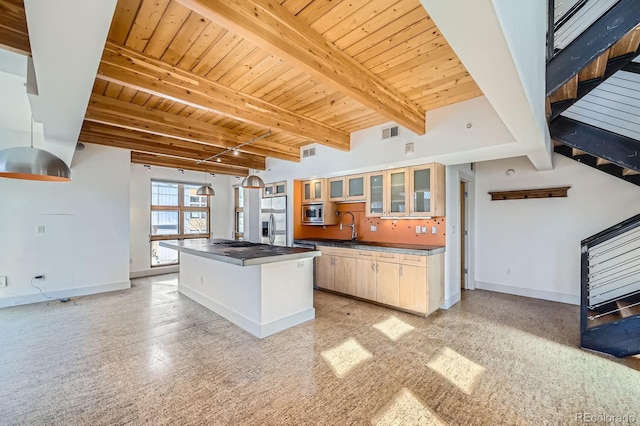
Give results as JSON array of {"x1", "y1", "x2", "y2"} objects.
[
  {"x1": 382, "y1": 125, "x2": 399, "y2": 140},
  {"x1": 302, "y1": 147, "x2": 316, "y2": 159}
]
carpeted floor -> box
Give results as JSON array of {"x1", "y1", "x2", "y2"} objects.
[{"x1": 0, "y1": 274, "x2": 638, "y2": 425}]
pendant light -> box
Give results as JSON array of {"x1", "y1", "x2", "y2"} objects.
[
  {"x1": 196, "y1": 173, "x2": 215, "y2": 196},
  {"x1": 0, "y1": 118, "x2": 71, "y2": 182},
  {"x1": 241, "y1": 170, "x2": 265, "y2": 189}
]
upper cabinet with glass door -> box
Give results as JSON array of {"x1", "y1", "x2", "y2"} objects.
[
  {"x1": 385, "y1": 168, "x2": 409, "y2": 217},
  {"x1": 301, "y1": 178, "x2": 325, "y2": 203},
  {"x1": 263, "y1": 181, "x2": 287, "y2": 198},
  {"x1": 365, "y1": 164, "x2": 445, "y2": 218},
  {"x1": 409, "y1": 163, "x2": 445, "y2": 217},
  {"x1": 365, "y1": 172, "x2": 385, "y2": 217},
  {"x1": 328, "y1": 174, "x2": 365, "y2": 202}
]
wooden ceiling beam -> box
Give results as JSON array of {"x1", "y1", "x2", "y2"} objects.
[
  {"x1": 0, "y1": 0, "x2": 31, "y2": 55},
  {"x1": 131, "y1": 152, "x2": 249, "y2": 176},
  {"x1": 176, "y1": 0, "x2": 426, "y2": 135},
  {"x1": 98, "y1": 42, "x2": 350, "y2": 151},
  {"x1": 86, "y1": 94, "x2": 300, "y2": 162},
  {"x1": 80, "y1": 122, "x2": 266, "y2": 170}
]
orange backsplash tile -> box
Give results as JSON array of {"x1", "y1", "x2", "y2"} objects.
[{"x1": 293, "y1": 182, "x2": 446, "y2": 246}]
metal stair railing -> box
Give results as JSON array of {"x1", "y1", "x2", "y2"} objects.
[{"x1": 581, "y1": 213, "x2": 640, "y2": 331}]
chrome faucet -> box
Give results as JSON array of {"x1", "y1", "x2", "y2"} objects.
[{"x1": 341, "y1": 211, "x2": 357, "y2": 241}]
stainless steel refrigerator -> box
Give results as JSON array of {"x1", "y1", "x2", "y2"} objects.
[{"x1": 261, "y1": 196, "x2": 287, "y2": 246}]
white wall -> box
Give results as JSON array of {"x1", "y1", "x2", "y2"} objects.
[
  {"x1": 0, "y1": 144, "x2": 131, "y2": 307},
  {"x1": 444, "y1": 163, "x2": 475, "y2": 309},
  {"x1": 475, "y1": 154, "x2": 640, "y2": 304},
  {"x1": 129, "y1": 163, "x2": 235, "y2": 277},
  {"x1": 261, "y1": 96, "x2": 514, "y2": 183}
]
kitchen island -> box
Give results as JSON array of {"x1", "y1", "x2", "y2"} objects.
[{"x1": 160, "y1": 239, "x2": 320, "y2": 338}]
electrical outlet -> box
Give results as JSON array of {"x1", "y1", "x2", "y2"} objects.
[
  {"x1": 370, "y1": 225, "x2": 377, "y2": 232},
  {"x1": 0, "y1": 276, "x2": 6, "y2": 287},
  {"x1": 37, "y1": 225, "x2": 45, "y2": 234},
  {"x1": 339, "y1": 223, "x2": 343, "y2": 230},
  {"x1": 415, "y1": 226, "x2": 421, "y2": 234},
  {"x1": 506, "y1": 268, "x2": 511, "y2": 275},
  {"x1": 431, "y1": 226, "x2": 437, "y2": 234},
  {"x1": 421, "y1": 226, "x2": 427, "y2": 234}
]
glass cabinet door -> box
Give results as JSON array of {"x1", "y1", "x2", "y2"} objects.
[
  {"x1": 412, "y1": 166, "x2": 432, "y2": 214},
  {"x1": 347, "y1": 175, "x2": 364, "y2": 199},
  {"x1": 303, "y1": 182, "x2": 311, "y2": 201},
  {"x1": 366, "y1": 173, "x2": 384, "y2": 216},
  {"x1": 263, "y1": 185, "x2": 274, "y2": 197},
  {"x1": 274, "y1": 182, "x2": 286, "y2": 195},
  {"x1": 314, "y1": 181, "x2": 322, "y2": 199},
  {"x1": 388, "y1": 169, "x2": 408, "y2": 215},
  {"x1": 329, "y1": 178, "x2": 344, "y2": 200}
]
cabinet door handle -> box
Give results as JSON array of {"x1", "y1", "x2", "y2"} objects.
[{"x1": 399, "y1": 265, "x2": 403, "y2": 277}]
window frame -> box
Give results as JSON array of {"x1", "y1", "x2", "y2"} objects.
[
  {"x1": 234, "y1": 185, "x2": 244, "y2": 241},
  {"x1": 150, "y1": 180, "x2": 211, "y2": 267}
]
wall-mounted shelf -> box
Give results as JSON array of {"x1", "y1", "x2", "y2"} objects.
[{"x1": 489, "y1": 186, "x2": 570, "y2": 201}]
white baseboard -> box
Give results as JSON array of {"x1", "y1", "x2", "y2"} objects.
[
  {"x1": 130, "y1": 265, "x2": 179, "y2": 279},
  {"x1": 475, "y1": 281, "x2": 579, "y2": 305},
  {"x1": 0, "y1": 280, "x2": 131, "y2": 309},
  {"x1": 441, "y1": 292, "x2": 461, "y2": 310},
  {"x1": 180, "y1": 285, "x2": 315, "y2": 339}
]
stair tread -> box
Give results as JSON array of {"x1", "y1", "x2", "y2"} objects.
[
  {"x1": 587, "y1": 310, "x2": 621, "y2": 327},
  {"x1": 616, "y1": 300, "x2": 640, "y2": 318}
]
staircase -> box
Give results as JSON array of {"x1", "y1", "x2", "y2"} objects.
[
  {"x1": 581, "y1": 214, "x2": 640, "y2": 358},
  {"x1": 552, "y1": 140, "x2": 640, "y2": 186},
  {"x1": 547, "y1": 0, "x2": 640, "y2": 185}
]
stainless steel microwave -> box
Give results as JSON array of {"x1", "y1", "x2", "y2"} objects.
[{"x1": 302, "y1": 202, "x2": 324, "y2": 225}]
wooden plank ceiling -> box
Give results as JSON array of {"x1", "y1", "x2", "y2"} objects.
[{"x1": 0, "y1": 0, "x2": 483, "y2": 175}]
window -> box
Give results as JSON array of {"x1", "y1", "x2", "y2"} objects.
[
  {"x1": 234, "y1": 186, "x2": 244, "y2": 241},
  {"x1": 150, "y1": 181, "x2": 210, "y2": 267}
]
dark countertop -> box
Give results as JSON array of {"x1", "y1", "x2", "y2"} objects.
[
  {"x1": 293, "y1": 238, "x2": 445, "y2": 256},
  {"x1": 160, "y1": 239, "x2": 320, "y2": 266}
]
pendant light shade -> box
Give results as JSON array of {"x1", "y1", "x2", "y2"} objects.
[
  {"x1": 196, "y1": 185, "x2": 215, "y2": 196},
  {"x1": 196, "y1": 172, "x2": 215, "y2": 196},
  {"x1": 241, "y1": 174, "x2": 265, "y2": 189},
  {"x1": 0, "y1": 146, "x2": 72, "y2": 182}
]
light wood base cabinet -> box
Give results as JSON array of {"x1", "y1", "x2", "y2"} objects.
[
  {"x1": 374, "y1": 252, "x2": 400, "y2": 307},
  {"x1": 399, "y1": 263, "x2": 427, "y2": 313},
  {"x1": 315, "y1": 246, "x2": 357, "y2": 296},
  {"x1": 318, "y1": 247, "x2": 444, "y2": 316}
]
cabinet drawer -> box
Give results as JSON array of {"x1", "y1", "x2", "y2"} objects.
[
  {"x1": 376, "y1": 252, "x2": 399, "y2": 263},
  {"x1": 320, "y1": 246, "x2": 357, "y2": 258},
  {"x1": 399, "y1": 254, "x2": 427, "y2": 267},
  {"x1": 356, "y1": 249, "x2": 377, "y2": 259}
]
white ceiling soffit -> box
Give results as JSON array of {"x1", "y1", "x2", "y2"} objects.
[
  {"x1": 0, "y1": 49, "x2": 27, "y2": 78},
  {"x1": 420, "y1": 0, "x2": 553, "y2": 171},
  {"x1": 23, "y1": 0, "x2": 118, "y2": 165}
]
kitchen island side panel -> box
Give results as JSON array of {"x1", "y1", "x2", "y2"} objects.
[
  {"x1": 179, "y1": 253, "x2": 263, "y2": 324},
  {"x1": 178, "y1": 252, "x2": 315, "y2": 338},
  {"x1": 260, "y1": 258, "x2": 315, "y2": 324}
]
